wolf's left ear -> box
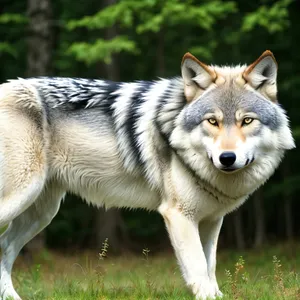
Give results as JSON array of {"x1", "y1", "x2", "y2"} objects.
[
  {"x1": 243, "y1": 50, "x2": 278, "y2": 101},
  {"x1": 181, "y1": 53, "x2": 216, "y2": 102}
]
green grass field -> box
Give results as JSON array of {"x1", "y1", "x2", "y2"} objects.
[{"x1": 12, "y1": 243, "x2": 300, "y2": 299}]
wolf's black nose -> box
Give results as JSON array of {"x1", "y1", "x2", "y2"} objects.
[{"x1": 219, "y1": 152, "x2": 236, "y2": 167}]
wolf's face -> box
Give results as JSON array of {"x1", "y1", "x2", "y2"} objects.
[
  {"x1": 172, "y1": 51, "x2": 295, "y2": 176},
  {"x1": 183, "y1": 85, "x2": 294, "y2": 173}
]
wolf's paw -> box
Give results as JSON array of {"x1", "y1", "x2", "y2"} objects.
[
  {"x1": 189, "y1": 277, "x2": 217, "y2": 299},
  {"x1": 215, "y1": 288, "x2": 223, "y2": 298},
  {"x1": 211, "y1": 280, "x2": 223, "y2": 298}
]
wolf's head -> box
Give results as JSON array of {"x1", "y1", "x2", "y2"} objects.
[{"x1": 171, "y1": 51, "x2": 295, "y2": 195}]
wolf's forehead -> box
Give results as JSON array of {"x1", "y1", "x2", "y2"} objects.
[
  {"x1": 217, "y1": 89, "x2": 277, "y2": 121},
  {"x1": 183, "y1": 87, "x2": 281, "y2": 130}
]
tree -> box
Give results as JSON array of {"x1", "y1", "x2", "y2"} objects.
[
  {"x1": 27, "y1": 0, "x2": 53, "y2": 76},
  {"x1": 282, "y1": 160, "x2": 294, "y2": 240},
  {"x1": 253, "y1": 188, "x2": 266, "y2": 248},
  {"x1": 93, "y1": 0, "x2": 128, "y2": 253},
  {"x1": 25, "y1": 0, "x2": 53, "y2": 253},
  {"x1": 233, "y1": 209, "x2": 246, "y2": 250}
]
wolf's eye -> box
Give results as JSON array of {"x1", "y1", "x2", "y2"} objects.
[
  {"x1": 242, "y1": 118, "x2": 253, "y2": 126},
  {"x1": 208, "y1": 118, "x2": 218, "y2": 126}
]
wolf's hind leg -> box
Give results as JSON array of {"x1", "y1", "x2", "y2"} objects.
[
  {"x1": 0, "y1": 183, "x2": 65, "y2": 300},
  {"x1": 0, "y1": 177, "x2": 46, "y2": 228},
  {"x1": 0, "y1": 107, "x2": 47, "y2": 227}
]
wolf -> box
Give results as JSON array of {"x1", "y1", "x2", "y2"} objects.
[{"x1": 0, "y1": 50, "x2": 294, "y2": 299}]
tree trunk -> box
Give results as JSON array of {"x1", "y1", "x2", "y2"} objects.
[
  {"x1": 253, "y1": 188, "x2": 265, "y2": 248},
  {"x1": 94, "y1": 0, "x2": 128, "y2": 253},
  {"x1": 95, "y1": 208, "x2": 129, "y2": 253},
  {"x1": 26, "y1": 0, "x2": 53, "y2": 76},
  {"x1": 104, "y1": 24, "x2": 119, "y2": 80},
  {"x1": 24, "y1": 0, "x2": 53, "y2": 254},
  {"x1": 222, "y1": 216, "x2": 234, "y2": 249},
  {"x1": 156, "y1": 27, "x2": 165, "y2": 76},
  {"x1": 282, "y1": 161, "x2": 294, "y2": 240},
  {"x1": 233, "y1": 209, "x2": 246, "y2": 250}
]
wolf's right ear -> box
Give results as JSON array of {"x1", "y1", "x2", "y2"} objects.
[
  {"x1": 243, "y1": 50, "x2": 278, "y2": 101},
  {"x1": 181, "y1": 53, "x2": 216, "y2": 102}
]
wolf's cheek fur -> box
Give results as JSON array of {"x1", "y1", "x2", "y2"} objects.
[
  {"x1": 189, "y1": 127, "x2": 210, "y2": 151},
  {"x1": 275, "y1": 108, "x2": 296, "y2": 150},
  {"x1": 255, "y1": 112, "x2": 295, "y2": 152}
]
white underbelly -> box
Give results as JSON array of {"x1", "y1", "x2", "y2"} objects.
[
  {"x1": 76, "y1": 176, "x2": 160, "y2": 210},
  {"x1": 48, "y1": 124, "x2": 161, "y2": 210}
]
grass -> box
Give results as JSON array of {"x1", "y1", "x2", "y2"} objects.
[{"x1": 11, "y1": 243, "x2": 300, "y2": 299}]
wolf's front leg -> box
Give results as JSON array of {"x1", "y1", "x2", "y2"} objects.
[
  {"x1": 158, "y1": 202, "x2": 217, "y2": 300},
  {"x1": 199, "y1": 218, "x2": 223, "y2": 297}
]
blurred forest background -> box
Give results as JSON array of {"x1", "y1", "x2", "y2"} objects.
[{"x1": 0, "y1": 0, "x2": 299, "y2": 255}]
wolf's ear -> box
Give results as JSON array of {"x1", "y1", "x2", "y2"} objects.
[
  {"x1": 243, "y1": 50, "x2": 278, "y2": 101},
  {"x1": 181, "y1": 53, "x2": 216, "y2": 102}
]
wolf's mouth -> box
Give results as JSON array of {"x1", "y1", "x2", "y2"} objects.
[
  {"x1": 220, "y1": 157, "x2": 255, "y2": 173},
  {"x1": 220, "y1": 168, "x2": 239, "y2": 173},
  {"x1": 209, "y1": 155, "x2": 255, "y2": 174}
]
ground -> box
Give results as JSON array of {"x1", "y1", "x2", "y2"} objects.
[{"x1": 12, "y1": 243, "x2": 300, "y2": 299}]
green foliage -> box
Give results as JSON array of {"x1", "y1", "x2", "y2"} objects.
[
  {"x1": 242, "y1": 0, "x2": 293, "y2": 33},
  {"x1": 0, "y1": 13, "x2": 27, "y2": 24},
  {"x1": 67, "y1": 0, "x2": 237, "y2": 64},
  {"x1": 65, "y1": 0, "x2": 293, "y2": 66},
  {"x1": 135, "y1": 0, "x2": 237, "y2": 33},
  {"x1": 68, "y1": 0, "x2": 237, "y2": 32},
  {"x1": 67, "y1": 0, "x2": 151, "y2": 30},
  {"x1": 68, "y1": 36, "x2": 137, "y2": 65},
  {"x1": 189, "y1": 42, "x2": 218, "y2": 61},
  {"x1": 0, "y1": 13, "x2": 27, "y2": 57},
  {"x1": 0, "y1": 42, "x2": 17, "y2": 57}
]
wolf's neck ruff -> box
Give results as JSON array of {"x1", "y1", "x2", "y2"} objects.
[{"x1": 174, "y1": 149, "x2": 247, "y2": 203}]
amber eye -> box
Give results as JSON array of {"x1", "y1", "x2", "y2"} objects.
[
  {"x1": 208, "y1": 118, "x2": 218, "y2": 126},
  {"x1": 242, "y1": 117, "x2": 254, "y2": 126}
]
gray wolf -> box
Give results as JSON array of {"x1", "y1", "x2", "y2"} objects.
[{"x1": 0, "y1": 50, "x2": 294, "y2": 299}]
